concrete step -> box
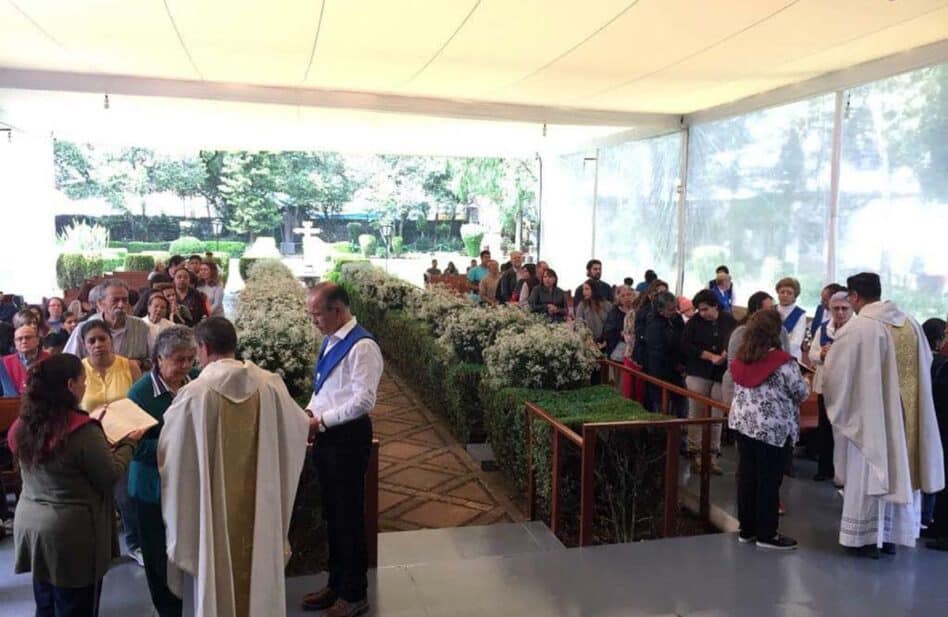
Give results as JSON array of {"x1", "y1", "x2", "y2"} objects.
[{"x1": 377, "y1": 521, "x2": 564, "y2": 568}]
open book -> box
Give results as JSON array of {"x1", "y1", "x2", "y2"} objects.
[{"x1": 89, "y1": 398, "x2": 158, "y2": 444}]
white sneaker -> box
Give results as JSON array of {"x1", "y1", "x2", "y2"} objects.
[{"x1": 129, "y1": 547, "x2": 144, "y2": 567}]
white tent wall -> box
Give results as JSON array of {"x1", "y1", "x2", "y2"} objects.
[
  {"x1": 0, "y1": 130, "x2": 57, "y2": 300},
  {"x1": 543, "y1": 58, "x2": 948, "y2": 320}
]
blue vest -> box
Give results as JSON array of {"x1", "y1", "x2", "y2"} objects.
[
  {"x1": 819, "y1": 321, "x2": 834, "y2": 347},
  {"x1": 312, "y1": 324, "x2": 376, "y2": 397},
  {"x1": 782, "y1": 306, "x2": 805, "y2": 334},
  {"x1": 710, "y1": 283, "x2": 733, "y2": 313},
  {"x1": 809, "y1": 304, "x2": 826, "y2": 337}
]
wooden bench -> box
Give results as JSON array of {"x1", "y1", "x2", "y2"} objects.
[{"x1": 427, "y1": 274, "x2": 471, "y2": 296}]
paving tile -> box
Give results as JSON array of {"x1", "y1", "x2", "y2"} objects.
[
  {"x1": 385, "y1": 468, "x2": 455, "y2": 491},
  {"x1": 380, "y1": 441, "x2": 430, "y2": 460},
  {"x1": 423, "y1": 451, "x2": 471, "y2": 473},
  {"x1": 378, "y1": 489, "x2": 413, "y2": 513},
  {"x1": 446, "y1": 480, "x2": 494, "y2": 505},
  {"x1": 400, "y1": 501, "x2": 484, "y2": 528},
  {"x1": 374, "y1": 418, "x2": 416, "y2": 436}
]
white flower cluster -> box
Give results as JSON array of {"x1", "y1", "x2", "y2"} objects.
[
  {"x1": 407, "y1": 284, "x2": 469, "y2": 335},
  {"x1": 235, "y1": 259, "x2": 318, "y2": 397},
  {"x1": 439, "y1": 305, "x2": 540, "y2": 364},
  {"x1": 483, "y1": 321, "x2": 601, "y2": 390},
  {"x1": 341, "y1": 261, "x2": 421, "y2": 310}
]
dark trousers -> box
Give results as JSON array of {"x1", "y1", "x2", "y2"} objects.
[
  {"x1": 736, "y1": 433, "x2": 785, "y2": 541},
  {"x1": 113, "y1": 471, "x2": 140, "y2": 551},
  {"x1": 313, "y1": 415, "x2": 372, "y2": 603},
  {"x1": 33, "y1": 578, "x2": 102, "y2": 617},
  {"x1": 134, "y1": 498, "x2": 182, "y2": 617},
  {"x1": 815, "y1": 394, "x2": 835, "y2": 477}
]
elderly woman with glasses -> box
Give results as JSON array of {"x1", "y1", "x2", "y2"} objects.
[{"x1": 126, "y1": 326, "x2": 197, "y2": 617}]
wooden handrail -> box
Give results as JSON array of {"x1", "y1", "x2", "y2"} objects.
[
  {"x1": 524, "y1": 401, "x2": 583, "y2": 446},
  {"x1": 599, "y1": 358, "x2": 730, "y2": 413}
]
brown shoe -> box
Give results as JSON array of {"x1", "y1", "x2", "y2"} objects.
[
  {"x1": 711, "y1": 457, "x2": 724, "y2": 476},
  {"x1": 325, "y1": 598, "x2": 370, "y2": 617},
  {"x1": 301, "y1": 587, "x2": 337, "y2": 611}
]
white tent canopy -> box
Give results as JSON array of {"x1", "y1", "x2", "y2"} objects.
[{"x1": 2, "y1": 0, "x2": 948, "y2": 154}]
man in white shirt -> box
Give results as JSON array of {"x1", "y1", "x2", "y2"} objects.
[{"x1": 301, "y1": 283, "x2": 383, "y2": 617}]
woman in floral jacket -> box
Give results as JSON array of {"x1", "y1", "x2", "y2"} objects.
[{"x1": 729, "y1": 310, "x2": 809, "y2": 551}]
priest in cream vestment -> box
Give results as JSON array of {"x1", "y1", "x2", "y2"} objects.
[
  {"x1": 158, "y1": 318, "x2": 310, "y2": 616},
  {"x1": 824, "y1": 273, "x2": 944, "y2": 552}
]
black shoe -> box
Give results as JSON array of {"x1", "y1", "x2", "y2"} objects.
[
  {"x1": 881, "y1": 542, "x2": 897, "y2": 555},
  {"x1": 851, "y1": 545, "x2": 880, "y2": 559},
  {"x1": 926, "y1": 538, "x2": 948, "y2": 551},
  {"x1": 920, "y1": 526, "x2": 938, "y2": 539},
  {"x1": 738, "y1": 532, "x2": 756, "y2": 544},
  {"x1": 756, "y1": 534, "x2": 798, "y2": 550}
]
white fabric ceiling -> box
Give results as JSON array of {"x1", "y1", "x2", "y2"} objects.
[{"x1": 1, "y1": 0, "x2": 947, "y2": 153}]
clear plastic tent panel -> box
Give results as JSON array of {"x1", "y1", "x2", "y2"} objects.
[
  {"x1": 837, "y1": 63, "x2": 948, "y2": 321},
  {"x1": 539, "y1": 152, "x2": 596, "y2": 290},
  {"x1": 595, "y1": 132, "x2": 681, "y2": 289},
  {"x1": 683, "y1": 95, "x2": 836, "y2": 309}
]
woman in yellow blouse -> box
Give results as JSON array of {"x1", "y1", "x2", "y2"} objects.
[
  {"x1": 79, "y1": 320, "x2": 141, "y2": 412},
  {"x1": 78, "y1": 318, "x2": 143, "y2": 565}
]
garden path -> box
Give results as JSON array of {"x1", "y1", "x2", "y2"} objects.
[{"x1": 372, "y1": 368, "x2": 524, "y2": 531}]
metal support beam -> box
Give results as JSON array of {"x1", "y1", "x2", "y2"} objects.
[
  {"x1": 826, "y1": 91, "x2": 845, "y2": 285},
  {"x1": 675, "y1": 125, "x2": 689, "y2": 296}
]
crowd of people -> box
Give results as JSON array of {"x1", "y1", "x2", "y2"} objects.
[
  {"x1": 433, "y1": 252, "x2": 948, "y2": 554},
  {"x1": 1, "y1": 271, "x2": 382, "y2": 617}
]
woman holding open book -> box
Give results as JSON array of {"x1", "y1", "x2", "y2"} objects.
[
  {"x1": 78, "y1": 319, "x2": 144, "y2": 567},
  {"x1": 8, "y1": 353, "x2": 145, "y2": 616}
]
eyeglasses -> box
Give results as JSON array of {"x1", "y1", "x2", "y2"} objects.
[{"x1": 14, "y1": 335, "x2": 37, "y2": 342}]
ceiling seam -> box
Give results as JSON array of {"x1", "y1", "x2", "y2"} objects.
[
  {"x1": 679, "y1": 1, "x2": 948, "y2": 115},
  {"x1": 161, "y1": 0, "x2": 205, "y2": 81},
  {"x1": 7, "y1": 0, "x2": 97, "y2": 72},
  {"x1": 504, "y1": 0, "x2": 643, "y2": 89},
  {"x1": 300, "y1": 0, "x2": 327, "y2": 84},
  {"x1": 403, "y1": 0, "x2": 482, "y2": 85},
  {"x1": 587, "y1": 0, "x2": 802, "y2": 101}
]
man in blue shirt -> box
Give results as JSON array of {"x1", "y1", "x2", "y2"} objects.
[{"x1": 467, "y1": 249, "x2": 491, "y2": 304}]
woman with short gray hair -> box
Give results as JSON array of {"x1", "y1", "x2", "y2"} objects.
[{"x1": 127, "y1": 325, "x2": 197, "y2": 617}]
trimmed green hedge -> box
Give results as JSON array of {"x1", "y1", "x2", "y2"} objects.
[
  {"x1": 111, "y1": 239, "x2": 246, "y2": 258},
  {"x1": 56, "y1": 253, "x2": 105, "y2": 290},
  {"x1": 169, "y1": 236, "x2": 206, "y2": 256},
  {"x1": 109, "y1": 241, "x2": 170, "y2": 253},
  {"x1": 484, "y1": 386, "x2": 667, "y2": 543},
  {"x1": 124, "y1": 254, "x2": 156, "y2": 272},
  {"x1": 341, "y1": 263, "x2": 674, "y2": 544}
]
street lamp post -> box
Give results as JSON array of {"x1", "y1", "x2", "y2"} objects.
[{"x1": 211, "y1": 218, "x2": 223, "y2": 253}]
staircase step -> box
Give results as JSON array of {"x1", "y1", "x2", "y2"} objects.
[{"x1": 378, "y1": 521, "x2": 564, "y2": 567}]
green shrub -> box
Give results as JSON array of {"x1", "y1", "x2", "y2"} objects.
[
  {"x1": 330, "y1": 256, "x2": 368, "y2": 274},
  {"x1": 55, "y1": 253, "x2": 105, "y2": 290},
  {"x1": 358, "y1": 234, "x2": 377, "y2": 257},
  {"x1": 484, "y1": 386, "x2": 666, "y2": 543},
  {"x1": 109, "y1": 241, "x2": 171, "y2": 253},
  {"x1": 206, "y1": 240, "x2": 246, "y2": 258},
  {"x1": 444, "y1": 363, "x2": 486, "y2": 443},
  {"x1": 460, "y1": 223, "x2": 485, "y2": 258},
  {"x1": 329, "y1": 241, "x2": 353, "y2": 254},
  {"x1": 374, "y1": 245, "x2": 387, "y2": 258},
  {"x1": 124, "y1": 254, "x2": 156, "y2": 272},
  {"x1": 435, "y1": 222, "x2": 451, "y2": 239},
  {"x1": 391, "y1": 236, "x2": 404, "y2": 255},
  {"x1": 347, "y1": 222, "x2": 362, "y2": 244},
  {"x1": 169, "y1": 236, "x2": 206, "y2": 256},
  {"x1": 58, "y1": 221, "x2": 109, "y2": 251}
]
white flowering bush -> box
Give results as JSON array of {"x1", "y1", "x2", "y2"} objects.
[
  {"x1": 408, "y1": 284, "x2": 469, "y2": 335},
  {"x1": 439, "y1": 305, "x2": 540, "y2": 364},
  {"x1": 235, "y1": 259, "x2": 318, "y2": 398},
  {"x1": 483, "y1": 321, "x2": 601, "y2": 390},
  {"x1": 341, "y1": 261, "x2": 421, "y2": 310}
]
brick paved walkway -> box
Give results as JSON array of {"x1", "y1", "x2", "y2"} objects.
[{"x1": 372, "y1": 369, "x2": 524, "y2": 531}]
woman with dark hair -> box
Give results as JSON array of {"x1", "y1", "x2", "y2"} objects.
[
  {"x1": 729, "y1": 310, "x2": 809, "y2": 550},
  {"x1": 528, "y1": 268, "x2": 567, "y2": 322},
  {"x1": 575, "y1": 278, "x2": 613, "y2": 348},
  {"x1": 722, "y1": 291, "x2": 789, "y2": 404},
  {"x1": 632, "y1": 279, "x2": 669, "y2": 365},
  {"x1": 443, "y1": 261, "x2": 459, "y2": 276},
  {"x1": 516, "y1": 263, "x2": 541, "y2": 309},
  {"x1": 8, "y1": 353, "x2": 145, "y2": 616},
  {"x1": 197, "y1": 260, "x2": 225, "y2": 318}
]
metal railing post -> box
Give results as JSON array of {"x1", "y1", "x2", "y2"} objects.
[
  {"x1": 551, "y1": 430, "x2": 562, "y2": 537},
  {"x1": 663, "y1": 425, "x2": 681, "y2": 537},
  {"x1": 526, "y1": 407, "x2": 536, "y2": 521},
  {"x1": 579, "y1": 426, "x2": 597, "y2": 546}
]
